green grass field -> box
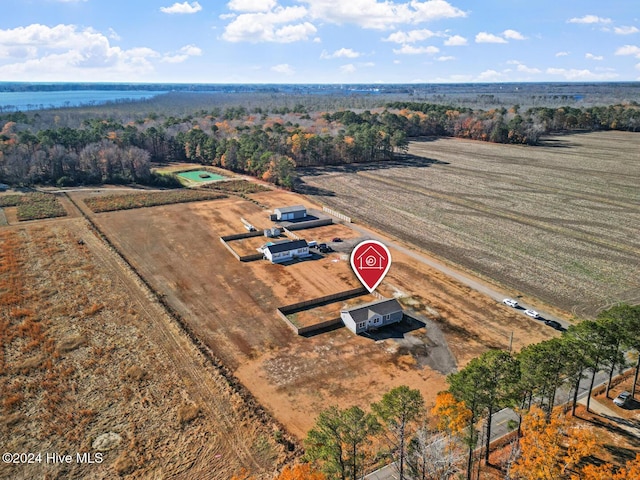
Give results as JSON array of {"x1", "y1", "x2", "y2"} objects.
[{"x1": 177, "y1": 170, "x2": 226, "y2": 183}]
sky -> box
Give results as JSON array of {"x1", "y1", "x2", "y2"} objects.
[{"x1": 1, "y1": 0, "x2": 639, "y2": 84}]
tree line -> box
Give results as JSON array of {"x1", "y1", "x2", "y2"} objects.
[
  {"x1": 288, "y1": 304, "x2": 640, "y2": 480},
  {"x1": 1, "y1": 101, "x2": 639, "y2": 188}
]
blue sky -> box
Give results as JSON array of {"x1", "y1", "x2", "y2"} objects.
[{"x1": 1, "y1": 0, "x2": 639, "y2": 83}]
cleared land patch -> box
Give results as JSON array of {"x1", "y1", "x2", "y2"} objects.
[
  {"x1": 298, "y1": 131, "x2": 640, "y2": 317},
  {"x1": 79, "y1": 188, "x2": 555, "y2": 438}
]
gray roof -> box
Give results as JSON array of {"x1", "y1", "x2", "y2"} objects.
[
  {"x1": 343, "y1": 298, "x2": 403, "y2": 323},
  {"x1": 274, "y1": 205, "x2": 306, "y2": 214},
  {"x1": 265, "y1": 239, "x2": 308, "y2": 254}
]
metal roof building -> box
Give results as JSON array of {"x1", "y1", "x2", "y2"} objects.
[{"x1": 273, "y1": 205, "x2": 307, "y2": 221}]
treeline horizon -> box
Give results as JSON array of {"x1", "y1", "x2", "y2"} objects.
[{"x1": 1, "y1": 99, "x2": 639, "y2": 189}]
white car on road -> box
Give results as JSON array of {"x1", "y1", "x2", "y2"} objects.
[
  {"x1": 524, "y1": 309, "x2": 540, "y2": 319},
  {"x1": 613, "y1": 391, "x2": 631, "y2": 407},
  {"x1": 503, "y1": 298, "x2": 519, "y2": 308}
]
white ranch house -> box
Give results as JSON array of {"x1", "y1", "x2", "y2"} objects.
[
  {"x1": 263, "y1": 239, "x2": 310, "y2": 264},
  {"x1": 341, "y1": 298, "x2": 403, "y2": 334}
]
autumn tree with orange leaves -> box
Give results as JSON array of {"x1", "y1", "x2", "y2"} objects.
[
  {"x1": 574, "y1": 453, "x2": 640, "y2": 480},
  {"x1": 275, "y1": 463, "x2": 326, "y2": 480},
  {"x1": 510, "y1": 406, "x2": 595, "y2": 480}
]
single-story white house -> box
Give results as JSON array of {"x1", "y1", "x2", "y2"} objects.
[
  {"x1": 341, "y1": 298, "x2": 403, "y2": 334},
  {"x1": 273, "y1": 205, "x2": 307, "y2": 221},
  {"x1": 264, "y1": 239, "x2": 310, "y2": 263}
]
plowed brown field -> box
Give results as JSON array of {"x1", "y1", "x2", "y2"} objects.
[{"x1": 298, "y1": 131, "x2": 640, "y2": 318}]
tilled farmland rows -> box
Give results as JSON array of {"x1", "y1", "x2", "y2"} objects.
[{"x1": 299, "y1": 132, "x2": 640, "y2": 317}]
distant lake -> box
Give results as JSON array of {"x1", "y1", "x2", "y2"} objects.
[{"x1": 0, "y1": 90, "x2": 165, "y2": 111}]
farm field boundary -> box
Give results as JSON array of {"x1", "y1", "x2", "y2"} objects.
[
  {"x1": 83, "y1": 189, "x2": 227, "y2": 213},
  {"x1": 65, "y1": 192, "x2": 300, "y2": 455},
  {"x1": 277, "y1": 287, "x2": 367, "y2": 335}
]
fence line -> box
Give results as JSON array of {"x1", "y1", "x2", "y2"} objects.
[
  {"x1": 277, "y1": 287, "x2": 368, "y2": 335},
  {"x1": 323, "y1": 206, "x2": 351, "y2": 223},
  {"x1": 281, "y1": 226, "x2": 300, "y2": 240}
]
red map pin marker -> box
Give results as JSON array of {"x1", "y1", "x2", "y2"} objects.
[{"x1": 350, "y1": 240, "x2": 392, "y2": 293}]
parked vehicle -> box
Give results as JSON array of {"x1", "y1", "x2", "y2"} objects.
[
  {"x1": 544, "y1": 320, "x2": 564, "y2": 331},
  {"x1": 524, "y1": 309, "x2": 540, "y2": 319},
  {"x1": 503, "y1": 298, "x2": 519, "y2": 308},
  {"x1": 613, "y1": 391, "x2": 632, "y2": 407},
  {"x1": 318, "y1": 243, "x2": 331, "y2": 253},
  {"x1": 332, "y1": 237, "x2": 342, "y2": 242},
  {"x1": 308, "y1": 241, "x2": 318, "y2": 248}
]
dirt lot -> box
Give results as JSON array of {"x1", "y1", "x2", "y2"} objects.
[
  {"x1": 0, "y1": 218, "x2": 284, "y2": 480},
  {"x1": 298, "y1": 131, "x2": 640, "y2": 318},
  {"x1": 77, "y1": 188, "x2": 556, "y2": 438}
]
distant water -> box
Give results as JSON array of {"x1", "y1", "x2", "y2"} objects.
[{"x1": 0, "y1": 90, "x2": 165, "y2": 111}]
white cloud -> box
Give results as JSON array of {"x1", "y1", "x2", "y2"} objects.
[
  {"x1": 585, "y1": 53, "x2": 603, "y2": 60},
  {"x1": 360, "y1": 61, "x2": 375, "y2": 67},
  {"x1": 517, "y1": 64, "x2": 541, "y2": 74},
  {"x1": 299, "y1": 0, "x2": 467, "y2": 30},
  {"x1": 392, "y1": 44, "x2": 439, "y2": 55},
  {"x1": 567, "y1": 15, "x2": 611, "y2": 25},
  {"x1": 340, "y1": 63, "x2": 356, "y2": 73},
  {"x1": 107, "y1": 28, "x2": 121, "y2": 41},
  {"x1": 503, "y1": 29, "x2": 525, "y2": 40},
  {"x1": 320, "y1": 47, "x2": 361, "y2": 59},
  {"x1": 271, "y1": 63, "x2": 294, "y2": 75},
  {"x1": 475, "y1": 32, "x2": 507, "y2": 44},
  {"x1": 437, "y1": 55, "x2": 454, "y2": 61},
  {"x1": 555, "y1": 51, "x2": 570, "y2": 57},
  {"x1": 444, "y1": 34, "x2": 467, "y2": 46},
  {"x1": 160, "y1": 1, "x2": 202, "y2": 14},
  {"x1": 222, "y1": 6, "x2": 317, "y2": 43},
  {"x1": 615, "y1": 44, "x2": 640, "y2": 57},
  {"x1": 227, "y1": 0, "x2": 276, "y2": 12},
  {"x1": 0, "y1": 24, "x2": 159, "y2": 81},
  {"x1": 383, "y1": 29, "x2": 437, "y2": 43},
  {"x1": 546, "y1": 67, "x2": 618, "y2": 80},
  {"x1": 614, "y1": 26, "x2": 639, "y2": 35},
  {"x1": 477, "y1": 69, "x2": 503, "y2": 81},
  {"x1": 162, "y1": 44, "x2": 202, "y2": 63}
]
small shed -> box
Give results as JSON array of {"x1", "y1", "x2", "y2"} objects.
[
  {"x1": 273, "y1": 205, "x2": 307, "y2": 221},
  {"x1": 264, "y1": 239, "x2": 310, "y2": 263},
  {"x1": 264, "y1": 227, "x2": 281, "y2": 238},
  {"x1": 341, "y1": 298, "x2": 403, "y2": 334}
]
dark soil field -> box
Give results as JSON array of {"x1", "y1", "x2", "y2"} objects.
[{"x1": 298, "y1": 131, "x2": 640, "y2": 318}]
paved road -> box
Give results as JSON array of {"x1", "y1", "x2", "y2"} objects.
[{"x1": 344, "y1": 221, "x2": 568, "y2": 328}]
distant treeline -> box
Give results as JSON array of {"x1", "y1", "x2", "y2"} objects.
[{"x1": 1, "y1": 101, "x2": 639, "y2": 188}]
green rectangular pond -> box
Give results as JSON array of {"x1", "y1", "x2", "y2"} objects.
[{"x1": 177, "y1": 170, "x2": 226, "y2": 182}]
